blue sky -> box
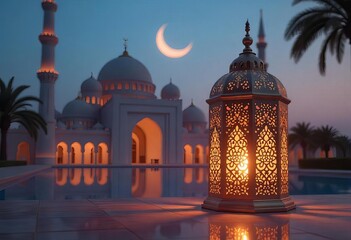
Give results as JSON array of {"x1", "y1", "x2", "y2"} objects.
[{"x1": 1, "y1": 0, "x2": 350, "y2": 136}]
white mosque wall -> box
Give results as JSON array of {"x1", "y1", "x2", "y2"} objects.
[
  {"x1": 55, "y1": 129, "x2": 110, "y2": 165},
  {"x1": 101, "y1": 96, "x2": 183, "y2": 165},
  {"x1": 6, "y1": 129, "x2": 35, "y2": 163}
]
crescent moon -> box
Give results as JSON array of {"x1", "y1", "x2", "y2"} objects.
[{"x1": 156, "y1": 24, "x2": 193, "y2": 58}]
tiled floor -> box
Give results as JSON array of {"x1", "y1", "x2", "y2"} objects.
[{"x1": 0, "y1": 195, "x2": 350, "y2": 239}]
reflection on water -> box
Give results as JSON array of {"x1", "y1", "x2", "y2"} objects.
[
  {"x1": 2, "y1": 167, "x2": 351, "y2": 200},
  {"x1": 209, "y1": 220, "x2": 290, "y2": 240}
]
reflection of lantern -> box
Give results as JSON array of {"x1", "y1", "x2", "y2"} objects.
[{"x1": 202, "y1": 21, "x2": 295, "y2": 213}]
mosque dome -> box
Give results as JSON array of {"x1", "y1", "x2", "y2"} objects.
[
  {"x1": 61, "y1": 98, "x2": 97, "y2": 120},
  {"x1": 81, "y1": 74, "x2": 102, "y2": 98},
  {"x1": 209, "y1": 21, "x2": 287, "y2": 99},
  {"x1": 98, "y1": 49, "x2": 156, "y2": 99},
  {"x1": 161, "y1": 79, "x2": 180, "y2": 100},
  {"x1": 183, "y1": 102, "x2": 206, "y2": 124}
]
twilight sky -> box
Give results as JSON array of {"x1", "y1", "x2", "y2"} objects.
[{"x1": 1, "y1": 0, "x2": 350, "y2": 136}]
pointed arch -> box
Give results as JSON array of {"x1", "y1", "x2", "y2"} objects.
[
  {"x1": 98, "y1": 142, "x2": 109, "y2": 164},
  {"x1": 71, "y1": 142, "x2": 82, "y2": 164},
  {"x1": 83, "y1": 142, "x2": 95, "y2": 165},
  {"x1": 183, "y1": 144, "x2": 193, "y2": 164},
  {"x1": 132, "y1": 118, "x2": 162, "y2": 164},
  {"x1": 131, "y1": 125, "x2": 146, "y2": 164},
  {"x1": 195, "y1": 145, "x2": 204, "y2": 164},
  {"x1": 56, "y1": 142, "x2": 68, "y2": 164},
  {"x1": 16, "y1": 142, "x2": 30, "y2": 163}
]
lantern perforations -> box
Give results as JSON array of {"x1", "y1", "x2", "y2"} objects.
[
  {"x1": 253, "y1": 71, "x2": 275, "y2": 91},
  {"x1": 226, "y1": 72, "x2": 250, "y2": 91},
  {"x1": 226, "y1": 126, "x2": 249, "y2": 195},
  {"x1": 256, "y1": 226, "x2": 278, "y2": 239},
  {"x1": 280, "y1": 104, "x2": 289, "y2": 195},
  {"x1": 226, "y1": 226, "x2": 249, "y2": 240},
  {"x1": 225, "y1": 103, "x2": 250, "y2": 129},
  {"x1": 254, "y1": 103, "x2": 277, "y2": 130},
  {"x1": 209, "y1": 127, "x2": 221, "y2": 194},
  {"x1": 210, "y1": 105, "x2": 222, "y2": 130},
  {"x1": 255, "y1": 125, "x2": 278, "y2": 195},
  {"x1": 210, "y1": 224, "x2": 221, "y2": 240}
]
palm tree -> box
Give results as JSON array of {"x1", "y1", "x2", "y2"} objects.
[
  {"x1": 313, "y1": 125, "x2": 339, "y2": 158},
  {"x1": 335, "y1": 135, "x2": 351, "y2": 157},
  {"x1": 289, "y1": 122, "x2": 315, "y2": 159},
  {"x1": 284, "y1": 0, "x2": 351, "y2": 75},
  {"x1": 0, "y1": 77, "x2": 47, "y2": 161}
]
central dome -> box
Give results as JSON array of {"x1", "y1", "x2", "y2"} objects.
[{"x1": 98, "y1": 50, "x2": 156, "y2": 101}]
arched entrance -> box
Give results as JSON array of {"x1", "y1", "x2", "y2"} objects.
[
  {"x1": 16, "y1": 142, "x2": 30, "y2": 163},
  {"x1": 70, "y1": 142, "x2": 82, "y2": 164},
  {"x1": 131, "y1": 118, "x2": 162, "y2": 164},
  {"x1": 56, "y1": 142, "x2": 68, "y2": 164},
  {"x1": 98, "y1": 143, "x2": 109, "y2": 164},
  {"x1": 83, "y1": 142, "x2": 95, "y2": 164}
]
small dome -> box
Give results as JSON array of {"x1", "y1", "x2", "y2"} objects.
[
  {"x1": 161, "y1": 80, "x2": 180, "y2": 100},
  {"x1": 81, "y1": 74, "x2": 102, "y2": 98},
  {"x1": 62, "y1": 98, "x2": 97, "y2": 120},
  {"x1": 92, "y1": 122, "x2": 104, "y2": 130},
  {"x1": 183, "y1": 102, "x2": 206, "y2": 123},
  {"x1": 210, "y1": 21, "x2": 287, "y2": 100}
]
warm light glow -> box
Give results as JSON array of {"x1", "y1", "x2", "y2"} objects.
[
  {"x1": 16, "y1": 142, "x2": 30, "y2": 162},
  {"x1": 135, "y1": 118, "x2": 162, "y2": 164},
  {"x1": 156, "y1": 24, "x2": 192, "y2": 58},
  {"x1": 37, "y1": 68, "x2": 59, "y2": 74}
]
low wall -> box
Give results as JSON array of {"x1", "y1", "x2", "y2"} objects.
[{"x1": 299, "y1": 158, "x2": 351, "y2": 170}]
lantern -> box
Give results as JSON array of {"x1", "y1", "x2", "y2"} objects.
[{"x1": 202, "y1": 21, "x2": 295, "y2": 213}]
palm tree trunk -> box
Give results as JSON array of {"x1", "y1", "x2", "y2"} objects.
[
  {"x1": 302, "y1": 147, "x2": 307, "y2": 159},
  {"x1": 324, "y1": 146, "x2": 330, "y2": 158},
  {"x1": 0, "y1": 128, "x2": 7, "y2": 161}
]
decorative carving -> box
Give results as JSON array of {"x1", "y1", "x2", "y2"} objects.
[
  {"x1": 226, "y1": 126, "x2": 249, "y2": 195},
  {"x1": 226, "y1": 226, "x2": 249, "y2": 240},
  {"x1": 209, "y1": 224, "x2": 221, "y2": 240},
  {"x1": 255, "y1": 103, "x2": 277, "y2": 130},
  {"x1": 209, "y1": 127, "x2": 221, "y2": 194},
  {"x1": 210, "y1": 105, "x2": 222, "y2": 131},
  {"x1": 225, "y1": 103, "x2": 249, "y2": 130},
  {"x1": 255, "y1": 125, "x2": 277, "y2": 195},
  {"x1": 280, "y1": 104, "x2": 289, "y2": 195},
  {"x1": 210, "y1": 78, "x2": 225, "y2": 97},
  {"x1": 253, "y1": 71, "x2": 276, "y2": 91},
  {"x1": 256, "y1": 226, "x2": 278, "y2": 240},
  {"x1": 225, "y1": 103, "x2": 250, "y2": 196},
  {"x1": 226, "y1": 72, "x2": 250, "y2": 91}
]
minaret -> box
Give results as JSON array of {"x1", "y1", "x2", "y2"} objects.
[
  {"x1": 256, "y1": 10, "x2": 268, "y2": 70},
  {"x1": 36, "y1": 0, "x2": 58, "y2": 165}
]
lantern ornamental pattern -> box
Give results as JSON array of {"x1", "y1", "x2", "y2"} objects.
[{"x1": 203, "y1": 21, "x2": 295, "y2": 213}]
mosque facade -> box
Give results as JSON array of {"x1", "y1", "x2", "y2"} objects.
[
  {"x1": 6, "y1": 1, "x2": 272, "y2": 168},
  {"x1": 6, "y1": 0, "x2": 209, "y2": 166}
]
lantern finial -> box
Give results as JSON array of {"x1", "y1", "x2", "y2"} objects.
[{"x1": 242, "y1": 20, "x2": 253, "y2": 53}]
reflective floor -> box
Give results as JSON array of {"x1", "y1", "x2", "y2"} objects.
[{"x1": 0, "y1": 194, "x2": 350, "y2": 240}]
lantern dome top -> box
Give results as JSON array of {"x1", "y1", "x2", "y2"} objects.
[{"x1": 209, "y1": 21, "x2": 287, "y2": 100}]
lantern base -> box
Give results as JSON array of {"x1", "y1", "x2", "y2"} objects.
[{"x1": 202, "y1": 196, "x2": 296, "y2": 213}]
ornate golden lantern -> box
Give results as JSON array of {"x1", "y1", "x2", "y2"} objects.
[{"x1": 202, "y1": 21, "x2": 295, "y2": 213}]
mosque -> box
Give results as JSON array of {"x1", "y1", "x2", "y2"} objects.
[{"x1": 6, "y1": 1, "x2": 268, "y2": 167}]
